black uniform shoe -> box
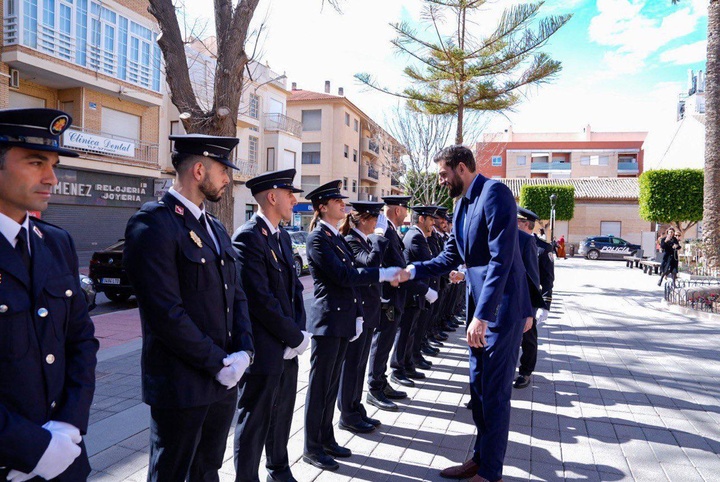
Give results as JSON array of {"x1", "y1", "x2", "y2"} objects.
[
  {"x1": 435, "y1": 331, "x2": 449, "y2": 341},
  {"x1": 267, "y1": 475, "x2": 297, "y2": 482},
  {"x1": 367, "y1": 391, "x2": 399, "y2": 411},
  {"x1": 465, "y1": 400, "x2": 472, "y2": 410},
  {"x1": 383, "y1": 386, "x2": 407, "y2": 400},
  {"x1": 390, "y1": 373, "x2": 415, "y2": 387},
  {"x1": 514, "y1": 374, "x2": 532, "y2": 389},
  {"x1": 421, "y1": 345, "x2": 440, "y2": 357},
  {"x1": 339, "y1": 420, "x2": 375, "y2": 434},
  {"x1": 363, "y1": 415, "x2": 381, "y2": 427},
  {"x1": 406, "y1": 368, "x2": 426, "y2": 380},
  {"x1": 427, "y1": 337, "x2": 444, "y2": 347},
  {"x1": 443, "y1": 323, "x2": 457, "y2": 332},
  {"x1": 414, "y1": 359, "x2": 432, "y2": 370},
  {"x1": 302, "y1": 453, "x2": 339, "y2": 471},
  {"x1": 323, "y1": 443, "x2": 352, "y2": 458}
]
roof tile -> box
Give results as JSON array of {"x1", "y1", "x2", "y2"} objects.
[{"x1": 500, "y1": 177, "x2": 639, "y2": 200}]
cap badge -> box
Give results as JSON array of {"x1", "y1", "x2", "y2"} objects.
[
  {"x1": 49, "y1": 115, "x2": 69, "y2": 135},
  {"x1": 261, "y1": 228, "x2": 268, "y2": 237},
  {"x1": 175, "y1": 205, "x2": 185, "y2": 216},
  {"x1": 33, "y1": 225, "x2": 44, "y2": 239},
  {"x1": 190, "y1": 230, "x2": 203, "y2": 248}
]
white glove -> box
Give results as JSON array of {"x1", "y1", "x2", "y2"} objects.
[
  {"x1": 293, "y1": 331, "x2": 311, "y2": 355},
  {"x1": 215, "y1": 351, "x2": 251, "y2": 389},
  {"x1": 349, "y1": 317, "x2": 364, "y2": 342},
  {"x1": 536, "y1": 308, "x2": 549, "y2": 324},
  {"x1": 379, "y1": 267, "x2": 401, "y2": 283},
  {"x1": 6, "y1": 470, "x2": 35, "y2": 481},
  {"x1": 43, "y1": 421, "x2": 81, "y2": 444},
  {"x1": 283, "y1": 346, "x2": 298, "y2": 360},
  {"x1": 374, "y1": 213, "x2": 388, "y2": 235},
  {"x1": 425, "y1": 287, "x2": 439, "y2": 304},
  {"x1": 29, "y1": 430, "x2": 81, "y2": 480}
]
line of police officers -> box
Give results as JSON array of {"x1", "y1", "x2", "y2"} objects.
[{"x1": 0, "y1": 109, "x2": 552, "y2": 482}]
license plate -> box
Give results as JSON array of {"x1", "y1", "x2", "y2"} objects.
[{"x1": 101, "y1": 278, "x2": 121, "y2": 285}]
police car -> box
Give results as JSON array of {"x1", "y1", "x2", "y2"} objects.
[
  {"x1": 578, "y1": 235, "x2": 641, "y2": 260},
  {"x1": 288, "y1": 230, "x2": 309, "y2": 277}
]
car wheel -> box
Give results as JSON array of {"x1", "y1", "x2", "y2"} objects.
[
  {"x1": 587, "y1": 249, "x2": 600, "y2": 260},
  {"x1": 294, "y1": 257, "x2": 303, "y2": 278},
  {"x1": 106, "y1": 291, "x2": 131, "y2": 303}
]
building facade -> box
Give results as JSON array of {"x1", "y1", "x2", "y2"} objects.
[
  {"x1": 477, "y1": 125, "x2": 647, "y2": 180},
  {"x1": 287, "y1": 82, "x2": 404, "y2": 228}
]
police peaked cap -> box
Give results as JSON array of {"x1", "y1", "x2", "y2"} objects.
[
  {"x1": 348, "y1": 201, "x2": 385, "y2": 216},
  {"x1": 517, "y1": 206, "x2": 540, "y2": 222},
  {"x1": 305, "y1": 179, "x2": 348, "y2": 201},
  {"x1": 382, "y1": 195, "x2": 411, "y2": 207},
  {"x1": 411, "y1": 205, "x2": 439, "y2": 218},
  {"x1": 0, "y1": 108, "x2": 79, "y2": 157},
  {"x1": 246, "y1": 168, "x2": 303, "y2": 195},
  {"x1": 170, "y1": 134, "x2": 240, "y2": 170}
]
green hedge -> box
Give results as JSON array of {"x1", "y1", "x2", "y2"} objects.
[
  {"x1": 519, "y1": 185, "x2": 575, "y2": 220},
  {"x1": 638, "y1": 169, "x2": 703, "y2": 223}
]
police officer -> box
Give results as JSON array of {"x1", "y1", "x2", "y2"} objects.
[
  {"x1": 337, "y1": 201, "x2": 387, "y2": 434},
  {"x1": 303, "y1": 181, "x2": 406, "y2": 471},
  {"x1": 0, "y1": 108, "x2": 99, "y2": 481},
  {"x1": 232, "y1": 169, "x2": 309, "y2": 482},
  {"x1": 515, "y1": 207, "x2": 554, "y2": 389},
  {"x1": 365, "y1": 196, "x2": 412, "y2": 411},
  {"x1": 124, "y1": 134, "x2": 254, "y2": 481}
]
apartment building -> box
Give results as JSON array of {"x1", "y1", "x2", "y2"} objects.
[
  {"x1": 287, "y1": 82, "x2": 404, "y2": 228},
  {"x1": 1, "y1": 0, "x2": 165, "y2": 261},
  {"x1": 477, "y1": 125, "x2": 647, "y2": 179}
]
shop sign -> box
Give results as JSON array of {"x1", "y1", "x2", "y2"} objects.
[
  {"x1": 63, "y1": 129, "x2": 135, "y2": 158},
  {"x1": 51, "y1": 168, "x2": 155, "y2": 208}
]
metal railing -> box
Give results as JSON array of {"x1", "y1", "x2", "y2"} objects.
[
  {"x1": 233, "y1": 157, "x2": 259, "y2": 178},
  {"x1": 62, "y1": 126, "x2": 159, "y2": 166},
  {"x1": 664, "y1": 278, "x2": 720, "y2": 314},
  {"x1": 618, "y1": 161, "x2": 639, "y2": 172},
  {"x1": 530, "y1": 161, "x2": 571, "y2": 171},
  {"x1": 264, "y1": 113, "x2": 302, "y2": 138}
]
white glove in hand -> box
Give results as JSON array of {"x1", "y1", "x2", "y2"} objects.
[
  {"x1": 30, "y1": 431, "x2": 81, "y2": 481},
  {"x1": 43, "y1": 421, "x2": 81, "y2": 444},
  {"x1": 7, "y1": 470, "x2": 36, "y2": 481},
  {"x1": 215, "y1": 364, "x2": 240, "y2": 389},
  {"x1": 425, "y1": 288, "x2": 439, "y2": 304},
  {"x1": 293, "y1": 331, "x2": 311, "y2": 355},
  {"x1": 349, "y1": 317, "x2": 364, "y2": 342},
  {"x1": 227, "y1": 351, "x2": 251, "y2": 377},
  {"x1": 374, "y1": 213, "x2": 388, "y2": 235},
  {"x1": 283, "y1": 346, "x2": 298, "y2": 360},
  {"x1": 379, "y1": 267, "x2": 401, "y2": 283},
  {"x1": 536, "y1": 308, "x2": 549, "y2": 324}
]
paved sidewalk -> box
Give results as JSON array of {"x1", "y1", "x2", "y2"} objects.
[{"x1": 85, "y1": 258, "x2": 720, "y2": 481}]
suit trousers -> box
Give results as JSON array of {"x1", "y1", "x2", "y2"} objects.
[
  {"x1": 391, "y1": 306, "x2": 421, "y2": 376},
  {"x1": 304, "y1": 336, "x2": 349, "y2": 455},
  {"x1": 338, "y1": 326, "x2": 374, "y2": 424},
  {"x1": 468, "y1": 317, "x2": 525, "y2": 481},
  {"x1": 234, "y1": 359, "x2": 299, "y2": 482},
  {"x1": 147, "y1": 390, "x2": 237, "y2": 482},
  {"x1": 518, "y1": 319, "x2": 538, "y2": 376},
  {"x1": 367, "y1": 308, "x2": 401, "y2": 392}
]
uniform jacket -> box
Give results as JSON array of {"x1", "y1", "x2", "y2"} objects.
[
  {"x1": 534, "y1": 234, "x2": 555, "y2": 310},
  {"x1": 519, "y1": 230, "x2": 545, "y2": 309},
  {"x1": 232, "y1": 215, "x2": 306, "y2": 375},
  {"x1": 403, "y1": 226, "x2": 436, "y2": 310},
  {"x1": 414, "y1": 175, "x2": 533, "y2": 344},
  {"x1": 381, "y1": 222, "x2": 407, "y2": 311},
  {"x1": 345, "y1": 230, "x2": 387, "y2": 331},
  {"x1": 306, "y1": 223, "x2": 379, "y2": 337},
  {"x1": 124, "y1": 192, "x2": 253, "y2": 409},
  {"x1": 0, "y1": 218, "x2": 98, "y2": 480}
]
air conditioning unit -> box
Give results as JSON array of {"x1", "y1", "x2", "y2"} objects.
[{"x1": 9, "y1": 69, "x2": 20, "y2": 88}]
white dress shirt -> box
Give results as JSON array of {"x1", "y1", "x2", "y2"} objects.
[{"x1": 168, "y1": 187, "x2": 219, "y2": 253}]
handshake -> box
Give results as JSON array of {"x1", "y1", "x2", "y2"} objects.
[
  {"x1": 7, "y1": 421, "x2": 83, "y2": 481},
  {"x1": 379, "y1": 267, "x2": 411, "y2": 287},
  {"x1": 215, "y1": 351, "x2": 252, "y2": 389}
]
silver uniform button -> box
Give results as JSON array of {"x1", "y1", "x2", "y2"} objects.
[
  {"x1": 0, "y1": 305, "x2": 7, "y2": 313},
  {"x1": 46, "y1": 354, "x2": 55, "y2": 364},
  {"x1": 65, "y1": 289, "x2": 73, "y2": 297},
  {"x1": 353, "y1": 299, "x2": 357, "y2": 303},
  {"x1": 337, "y1": 307, "x2": 341, "y2": 311},
  {"x1": 362, "y1": 301, "x2": 365, "y2": 305},
  {"x1": 221, "y1": 260, "x2": 225, "y2": 266},
  {"x1": 38, "y1": 308, "x2": 49, "y2": 318},
  {"x1": 201, "y1": 258, "x2": 206, "y2": 264},
  {"x1": 227, "y1": 308, "x2": 230, "y2": 313},
  {"x1": 50, "y1": 401, "x2": 56, "y2": 409},
  {"x1": 224, "y1": 284, "x2": 228, "y2": 290}
]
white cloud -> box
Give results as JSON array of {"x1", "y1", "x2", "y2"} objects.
[{"x1": 660, "y1": 39, "x2": 708, "y2": 65}]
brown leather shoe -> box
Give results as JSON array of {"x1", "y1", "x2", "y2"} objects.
[{"x1": 439, "y1": 459, "x2": 479, "y2": 479}]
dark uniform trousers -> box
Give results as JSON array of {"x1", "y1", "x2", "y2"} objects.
[
  {"x1": 391, "y1": 303, "x2": 422, "y2": 375},
  {"x1": 367, "y1": 306, "x2": 402, "y2": 392},
  {"x1": 338, "y1": 327, "x2": 374, "y2": 424},
  {"x1": 519, "y1": 321, "x2": 538, "y2": 376}
]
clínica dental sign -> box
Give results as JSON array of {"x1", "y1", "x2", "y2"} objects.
[{"x1": 63, "y1": 129, "x2": 136, "y2": 157}]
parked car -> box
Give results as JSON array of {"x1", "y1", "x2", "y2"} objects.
[
  {"x1": 578, "y1": 235, "x2": 640, "y2": 260},
  {"x1": 79, "y1": 275, "x2": 97, "y2": 312},
  {"x1": 89, "y1": 239, "x2": 134, "y2": 302},
  {"x1": 288, "y1": 230, "x2": 309, "y2": 277}
]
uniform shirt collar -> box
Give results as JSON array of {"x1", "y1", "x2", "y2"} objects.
[
  {"x1": 352, "y1": 227, "x2": 368, "y2": 242},
  {"x1": 0, "y1": 211, "x2": 30, "y2": 250},
  {"x1": 387, "y1": 219, "x2": 396, "y2": 230},
  {"x1": 256, "y1": 212, "x2": 278, "y2": 236},
  {"x1": 169, "y1": 186, "x2": 206, "y2": 221},
  {"x1": 319, "y1": 219, "x2": 340, "y2": 236}
]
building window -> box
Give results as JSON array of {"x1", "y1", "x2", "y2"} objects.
[
  {"x1": 352, "y1": 180, "x2": 357, "y2": 193},
  {"x1": 301, "y1": 110, "x2": 322, "y2": 131},
  {"x1": 344, "y1": 145, "x2": 349, "y2": 158},
  {"x1": 343, "y1": 177, "x2": 348, "y2": 191},
  {"x1": 354, "y1": 119, "x2": 359, "y2": 132},
  {"x1": 353, "y1": 149, "x2": 358, "y2": 162},
  {"x1": 267, "y1": 147, "x2": 276, "y2": 171},
  {"x1": 580, "y1": 156, "x2": 590, "y2": 165},
  {"x1": 599, "y1": 155, "x2": 609, "y2": 166},
  {"x1": 517, "y1": 155, "x2": 526, "y2": 166},
  {"x1": 581, "y1": 155, "x2": 609, "y2": 166},
  {"x1": 492, "y1": 156, "x2": 502, "y2": 167},
  {"x1": 301, "y1": 175, "x2": 320, "y2": 193},
  {"x1": 284, "y1": 149, "x2": 297, "y2": 169},
  {"x1": 101, "y1": 107, "x2": 140, "y2": 140},
  {"x1": 248, "y1": 136, "x2": 259, "y2": 163},
  {"x1": 249, "y1": 93, "x2": 260, "y2": 119},
  {"x1": 301, "y1": 143, "x2": 321, "y2": 164},
  {"x1": 345, "y1": 112, "x2": 350, "y2": 126},
  {"x1": 245, "y1": 204, "x2": 256, "y2": 222},
  {"x1": 381, "y1": 189, "x2": 385, "y2": 197}
]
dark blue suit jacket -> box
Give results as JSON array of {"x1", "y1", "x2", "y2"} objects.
[
  {"x1": 124, "y1": 192, "x2": 254, "y2": 409},
  {"x1": 232, "y1": 215, "x2": 305, "y2": 375},
  {"x1": 306, "y1": 223, "x2": 379, "y2": 337},
  {"x1": 0, "y1": 218, "x2": 98, "y2": 480},
  {"x1": 414, "y1": 175, "x2": 532, "y2": 342},
  {"x1": 345, "y1": 230, "x2": 387, "y2": 331}
]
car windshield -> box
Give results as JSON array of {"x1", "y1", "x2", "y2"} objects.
[{"x1": 290, "y1": 232, "x2": 306, "y2": 245}]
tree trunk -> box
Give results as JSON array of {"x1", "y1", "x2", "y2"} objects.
[{"x1": 704, "y1": 0, "x2": 720, "y2": 273}]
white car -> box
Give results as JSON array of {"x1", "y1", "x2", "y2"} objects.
[{"x1": 288, "y1": 230, "x2": 309, "y2": 277}]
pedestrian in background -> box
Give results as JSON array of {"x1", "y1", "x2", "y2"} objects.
[
  {"x1": 124, "y1": 134, "x2": 254, "y2": 482},
  {"x1": 658, "y1": 227, "x2": 681, "y2": 286},
  {"x1": 0, "y1": 108, "x2": 99, "y2": 482}
]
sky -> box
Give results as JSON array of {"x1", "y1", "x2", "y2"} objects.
[{"x1": 182, "y1": 0, "x2": 709, "y2": 139}]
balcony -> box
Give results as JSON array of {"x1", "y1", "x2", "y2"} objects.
[
  {"x1": 361, "y1": 138, "x2": 380, "y2": 159},
  {"x1": 358, "y1": 192, "x2": 380, "y2": 201},
  {"x1": 232, "y1": 157, "x2": 259, "y2": 182},
  {"x1": 618, "y1": 161, "x2": 639, "y2": 174},
  {"x1": 264, "y1": 113, "x2": 302, "y2": 138},
  {"x1": 61, "y1": 126, "x2": 159, "y2": 167},
  {"x1": 361, "y1": 164, "x2": 379, "y2": 183},
  {"x1": 530, "y1": 161, "x2": 571, "y2": 173}
]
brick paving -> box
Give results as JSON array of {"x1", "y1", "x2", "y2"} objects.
[{"x1": 85, "y1": 258, "x2": 720, "y2": 481}]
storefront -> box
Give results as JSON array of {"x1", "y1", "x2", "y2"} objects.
[
  {"x1": 42, "y1": 167, "x2": 156, "y2": 262},
  {"x1": 293, "y1": 202, "x2": 315, "y2": 231}
]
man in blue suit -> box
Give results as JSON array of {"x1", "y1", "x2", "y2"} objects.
[{"x1": 407, "y1": 145, "x2": 533, "y2": 482}]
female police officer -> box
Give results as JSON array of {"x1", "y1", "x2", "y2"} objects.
[{"x1": 302, "y1": 181, "x2": 406, "y2": 471}]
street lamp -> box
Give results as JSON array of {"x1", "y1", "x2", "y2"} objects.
[{"x1": 549, "y1": 193, "x2": 557, "y2": 243}]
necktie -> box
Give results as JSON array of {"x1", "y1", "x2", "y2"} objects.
[
  {"x1": 274, "y1": 232, "x2": 282, "y2": 254},
  {"x1": 15, "y1": 227, "x2": 31, "y2": 274},
  {"x1": 199, "y1": 214, "x2": 219, "y2": 253}
]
